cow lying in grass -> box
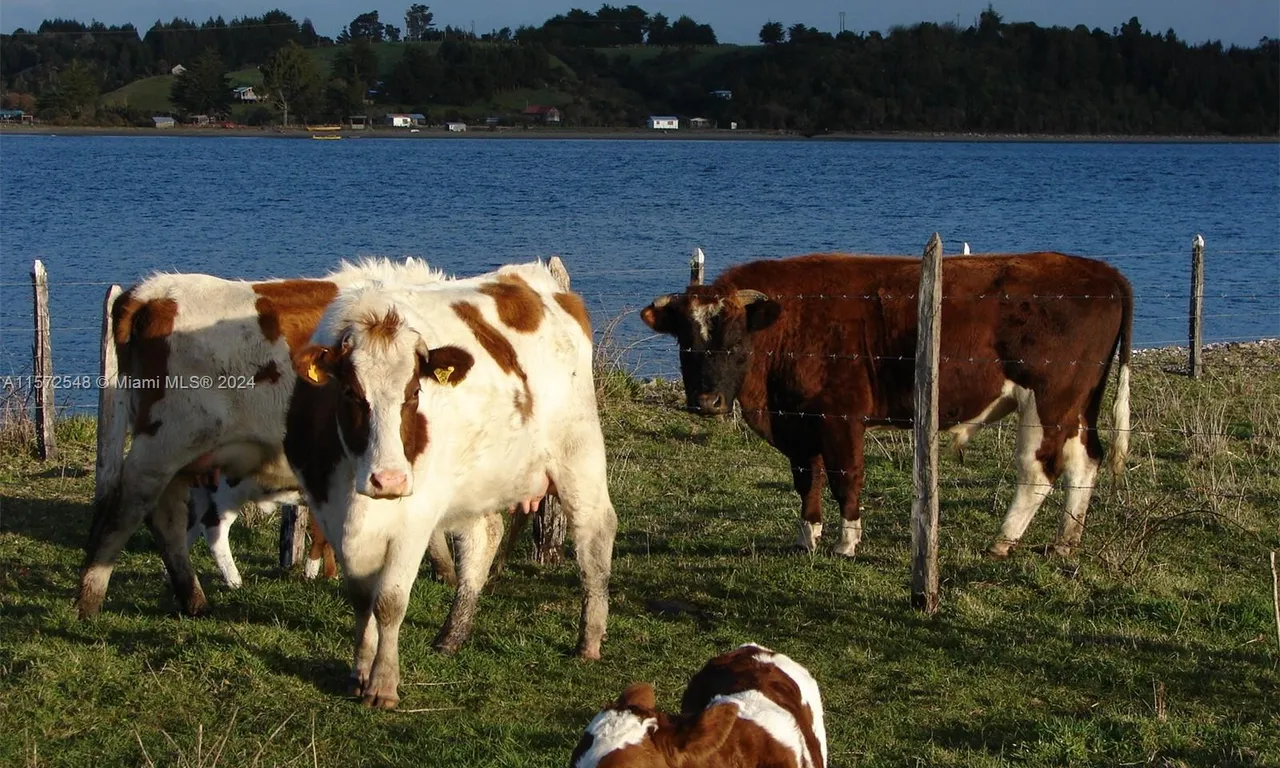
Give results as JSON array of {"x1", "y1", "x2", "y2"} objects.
[
  {"x1": 286, "y1": 260, "x2": 616, "y2": 709},
  {"x1": 642, "y1": 251, "x2": 1133, "y2": 558},
  {"x1": 571, "y1": 643, "x2": 827, "y2": 768},
  {"x1": 77, "y1": 258, "x2": 450, "y2": 619}
]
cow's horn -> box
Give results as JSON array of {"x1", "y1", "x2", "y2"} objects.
[
  {"x1": 651, "y1": 293, "x2": 681, "y2": 308},
  {"x1": 736, "y1": 289, "x2": 770, "y2": 305}
]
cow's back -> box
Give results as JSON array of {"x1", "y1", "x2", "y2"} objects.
[{"x1": 718, "y1": 252, "x2": 1130, "y2": 425}]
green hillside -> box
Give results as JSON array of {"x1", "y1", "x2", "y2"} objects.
[{"x1": 101, "y1": 68, "x2": 262, "y2": 114}]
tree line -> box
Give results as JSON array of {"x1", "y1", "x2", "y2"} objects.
[{"x1": 1, "y1": 4, "x2": 1275, "y2": 135}]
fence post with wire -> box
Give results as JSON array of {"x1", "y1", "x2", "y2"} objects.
[
  {"x1": 911, "y1": 234, "x2": 943, "y2": 613},
  {"x1": 30, "y1": 260, "x2": 56, "y2": 460}
]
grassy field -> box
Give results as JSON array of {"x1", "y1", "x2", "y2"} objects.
[
  {"x1": 101, "y1": 69, "x2": 263, "y2": 114},
  {"x1": 1, "y1": 343, "x2": 1277, "y2": 766}
]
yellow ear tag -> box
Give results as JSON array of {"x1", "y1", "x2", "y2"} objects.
[
  {"x1": 435, "y1": 365, "x2": 456, "y2": 385},
  {"x1": 306, "y1": 362, "x2": 322, "y2": 383}
]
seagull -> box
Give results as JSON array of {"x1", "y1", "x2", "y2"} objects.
[{"x1": 962, "y1": 242, "x2": 971, "y2": 255}]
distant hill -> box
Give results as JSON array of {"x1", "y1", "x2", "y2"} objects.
[{"x1": 101, "y1": 69, "x2": 263, "y2": 114}]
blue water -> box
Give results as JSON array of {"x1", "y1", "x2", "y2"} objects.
[{"x1": 2, "y1": 135, "x2": 1278, "y2": 414}]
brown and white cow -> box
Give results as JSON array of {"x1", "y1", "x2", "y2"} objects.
[
  {"x1": 285, "y1": 261, "x2": 616, "y2": 709},
  {"x1": 76, "y1": 258, "x2": 448, "y2": 619},
  {"x1": 642, "y1": 252, "x2": 1133, "y2": 558},
  {"x1": 571, "y1": 643, "x2": 827, "y2": 768}
]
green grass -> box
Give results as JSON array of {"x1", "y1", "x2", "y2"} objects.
[
  {"x1": 100, "y1": 69, "x2": 263, "y2": 114},
  {"x1": 1, "y1": 344, "x2": 1277, "y2": 766},
  {"x1": 594, "y1": 43, "x2": 751, "y2": 67}
]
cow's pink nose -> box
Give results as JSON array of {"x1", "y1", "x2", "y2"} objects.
[{"x1": 369, "y1": 470, "x2": 408, "y2": 497}]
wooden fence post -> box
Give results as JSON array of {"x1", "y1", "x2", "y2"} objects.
[
  {"x1": 31, "y1": 260, "x2": 56, "y2": 460},
  {"x1": 95, "y1": 285, "x2": 123, "y2": 502},
  {"x1": 530, "y1": 255, "x2": 573, "y2": 566},
  {"x1": 1189, "y1": 234, "x2": 1205, "y2": 379},
  {"x1": 278, "y1": 504, "x2": 308, "y2": 571},
  {"x1": 910, "y1": 233, "x2": 943, "y2": 613},
  {"x1": 690, "y1": 247, "x2": 705, "y2": 286}
]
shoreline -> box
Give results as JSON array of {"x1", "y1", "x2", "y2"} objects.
[{"x1": 2, "y1": 123, "x2": 1277, "y2": 144}]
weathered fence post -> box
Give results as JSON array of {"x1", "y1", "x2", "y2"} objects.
[
  {"x1": 1189, "y1": 234, "x2": 1205, "y2": 378},
  {"x1": 529, "y1": 255, "x2": 573, "y2": 566},
  {"x1": 910, "y1": 233, "x2": 943, "y2": 613},
  {"x1": 95, "y1": 285, "x2": 123, "y2": 502},
  {"x1": 690, "y1": 247, "x2": 705, "y2": 286},
  {"x1": 278, "y1": 504, "x2": 308, "y2": 571},
  {"x1": 31, "y1": 260, "x2": 56, "y2": 460}
]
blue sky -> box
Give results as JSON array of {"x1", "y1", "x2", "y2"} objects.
[{"x1": 2, "y1": 0, "x2": 1276, "y2": 46}]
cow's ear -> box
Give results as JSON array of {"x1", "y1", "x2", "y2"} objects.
[
  {"x1": 421, "y1": 344, "x2": 474, "y2": 387},
  {"x1": 640, "y1": 294, "x2": 683, "y2": 335},
  {"x1": 738, "y1": 290, "x2": 781, "y2": 332},
  {"x1": 293, "y1": 345, "x2": 336, "y2": 386},
  {"x1": 615, "y1": 682, "x2": 657, "y2": 712},
  {"x1": 679, "y1": 701, "x2": 738, "y2": 760}
]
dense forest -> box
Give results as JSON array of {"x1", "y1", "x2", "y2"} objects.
[{"x1": 1, "y1": 4, "x2": 1276, "y2": 134}]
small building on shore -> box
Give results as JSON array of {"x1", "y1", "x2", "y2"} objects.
[
  {"x1": 522, "y1": 105, "x2": 561, "y2": 124},
  {"x1": 647, "y1": 116, "x2": 679, "y2": 130},
  {"x1": 689, "y1": 117, "x2": 712, "y2": 129},
  {"x1": 445, "y1": 122, "x2": 467, "y2": 132},
  {"x1": 152, "y1": 116, "x2": 175, "y2": 128},
  {"x1": 384, "y1": 113, "x2": 427, "y2": 128}
]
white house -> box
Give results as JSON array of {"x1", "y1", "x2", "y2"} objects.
[
  {"x1": 171, "y1": 64, "x2": 187, "y2": 75},
  {"x1": 232, "y1": 86, "x2": 258, "y2": 102},
  {"x1": 445, "y1": 122, "x2": 467, "y2": 132},
  {"x1": 647, "y1": 116, "x2": 679, "y2": 130},
  {"x1": 385, "y1": 113, "x2": 426, "y2": 128}
]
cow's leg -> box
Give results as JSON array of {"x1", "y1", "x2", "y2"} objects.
[
  {"x1": 345, "y1": 575, "x2": 379, "y2": 698},
  {"x1": 77, "y1": 444, "x2": 186, "y2": 618},
  {"x1": 426, "y1": 528, "x2": 457, "y2": 586},
  {"x1": 822, "y1": 419, "x2": 866, "y2": 557},
  {"x1": 790, "y1": 453, "x2": 826, "y2": 552},
  {"x1": 990, "y1": 388, "x2": 1058, "y2": 557},
  {"x1": 362, "y1": 532, "x2": 434, "y2": 709},
  {"x1": 204, "y1": 506, "x2": 242, "y2": 588},
  {"x1": 433, "y1": 514, "x2": 504, "y2": 653},
  {"x1": 552, "y1": 427, "x2": 617, "y2": 660},
  {"x1": 145, "y1": 476, "x2": 209, "y2": 615},
  {"x1": 1049, "y1": 423, "x2": 1100, "y2": 557}
]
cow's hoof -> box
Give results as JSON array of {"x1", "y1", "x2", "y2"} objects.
[
  {"x1": 833, "y1": 543, "x2": 858, "y2": 558},
  {"x1": 360, "y1": 689, "x2": 400, "y2": 710},
  {"x1": 348, "y1": 671, "x2": 370, "y2": 698},
  {"x1": 987, "y1": 541, "x2": 1015, "y2": 559},
  {"x1": 183, "y1": 590, "x2": 210, "y2": 617},
  {"x1": 433, "y1": 635, "x2": 467, "y2": 655},
  {"x1": 1047, "y1": 542, "x2": 1077, "y2": 558},
  {"x1": 74, "y1": 596, "x2": 103, "y2": 621}
]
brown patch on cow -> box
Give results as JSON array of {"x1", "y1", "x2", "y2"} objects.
[
  {"x1": 452, "y1": 301, "x2": 535, "y2": 422},
  {"x1": 423, "y1": 345, "x2": 475, "y2": 386},
  {"x1": 554, "y1": 292, "x2": 592, "y2": 338},
  {"x1": 680, "y1": 646, "x2": 824, "y2": 768},
  {"x1": 112, "y1": 291, "x2": 178, "y2": 436},
  {"x1": 252, "y1": 280, "x2": 339, "y2": 353},
  {"x1": 400, "y1": 366, "x2": 430, "y2": 463},
  {"x1": 358, "y1": 308, "x2": 403, "y2": 349},
  {"x1": 284, "y1": 348, "x2": 369, "y2": 505},
  {"x1": 480, "y1": 274, "x2": 544, "y2": 333},
  {"x1": 253, "y1": 361, "x2": 281, "y2": 384}
]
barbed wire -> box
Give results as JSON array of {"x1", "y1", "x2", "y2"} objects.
[{"x1": 27, "y1": 397, "x2": 1277, "y2": 442}]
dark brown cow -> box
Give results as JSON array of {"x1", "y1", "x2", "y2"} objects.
[{"x1": 642, "y1": 252, "x2": 1132, "y2": 558}]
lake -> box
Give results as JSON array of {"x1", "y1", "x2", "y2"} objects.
[{"x1": 1, "y1": 135, "x2": 1277, "y2": 415}]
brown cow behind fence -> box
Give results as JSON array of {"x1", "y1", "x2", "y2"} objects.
[{"x1": 642, "y1": 252, "x2": 1133, "y2": 558}]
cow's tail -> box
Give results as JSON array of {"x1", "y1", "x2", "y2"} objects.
[
  {"x1": 94, "y1": 288, "x2": 136, "y2": 508},
  {"x1": 1109, "y1": 280, "x2": 1134, "y2": 477}
]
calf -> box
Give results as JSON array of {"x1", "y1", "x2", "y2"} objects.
[
  {"x1": 76, "y1": 258, "x2": 446, "y2": 619},
  {"x1": 286, "y1": 261, "x2": 616, "y2": 708},
  {"x1": 571, "y1": 643, "x2": 827, "y2": 768},
  {"x1": 642, "y1": 252, "x2": 1132, "y2": 558},
  {"x1": 186, "y1": 476, "x2": 336, "y2": 587}
]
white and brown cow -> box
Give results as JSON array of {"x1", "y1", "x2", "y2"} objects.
[
  {"x1": 76, "y1": 258, "x2": 448, "y2": 619},
  {"x1": 571, "y1": 643, "x2": 827, "y2": 768},
  {"x1": 642, "y1": 252, "x2": 1133, "y2": 558},
  {"x1": 285, "y1": 261, "x2": 616, "y2": 709}
]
